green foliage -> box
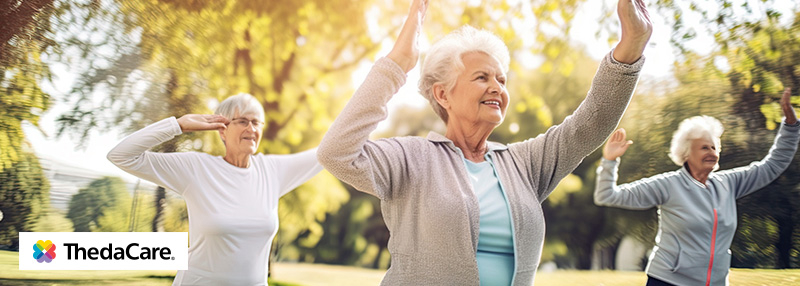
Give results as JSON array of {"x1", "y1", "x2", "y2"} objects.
[
  {"x1": 162, "y1": 198, "x2": 189, "y2": 233},
  {"x1": 0, "y1": 151, "x2": 50, "y2": 250},
  {"x1": 32, "y1": 209, "x2": 74, "y2": 232},
  {"x1": 66, "y1": 176, "x2": 133, "y2": 232}
]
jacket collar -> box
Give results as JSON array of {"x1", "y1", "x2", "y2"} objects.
[
  {"x1": 425, "y1": 131, "x2": 509, "y2": 153},
  {"x1": 679, "y1": 164, "x2": 711, "y2": 188}
]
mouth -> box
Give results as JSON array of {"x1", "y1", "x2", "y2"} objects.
[
  {"x1": 481, "y1": 100, "x2": 501, "y2": 109},
  {"x1": 242, "y1": 136, "x2": 257, "y2": 144}
]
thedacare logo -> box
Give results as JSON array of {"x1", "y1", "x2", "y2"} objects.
[
  {"x1": 33, "y1": 240, "x2": 56, "y2": 263},
  {"x1": 20, "y1": 232, "x2": 187, "y2": 270},
  {"x1": 64, "y1": 242, "x2": 174, "y2": 260}
]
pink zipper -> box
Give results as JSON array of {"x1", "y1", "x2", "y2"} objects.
[{"x1": 706, "y1": 209, "x2": 718, "y2": 286}]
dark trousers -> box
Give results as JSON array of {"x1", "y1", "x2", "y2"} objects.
[{"x1": 646, "y1": 276, "x2": 676, "y2": 286}]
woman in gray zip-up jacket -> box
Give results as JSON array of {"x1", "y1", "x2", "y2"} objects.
[
  {"x1": 318, "y1": 0, "x2": 652, "y2": 285},
  {"x1": 595, "y1": 88, "x2": 799, "y2": 286}
]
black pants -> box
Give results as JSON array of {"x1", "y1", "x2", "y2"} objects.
[{"x1": 646, "y1": 276, "x2": 676, "y2": 286}]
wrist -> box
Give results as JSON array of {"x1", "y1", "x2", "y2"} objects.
[
  {"x1": 387, "y1": 53, "x2": 413, "y2": 73},
  {"x1": 613, "y1": 41, "x2": 645, "y2": 64}
]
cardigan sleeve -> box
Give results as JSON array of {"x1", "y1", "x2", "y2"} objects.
[
  {"x1": 715, "y1": 121, "x2": 800, "y2": 199},
  {"x1": 513, "y1": 50, "x2": 645, "y2": 201},
  {"x1": 317, "y1": 57, "x2": 411, "y2": 201}
]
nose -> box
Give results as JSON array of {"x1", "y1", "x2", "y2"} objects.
[
  {"x1": 488, "y1": 80, "x2": 501, "y2": 95},
  {"x1": 246, "y1": 121, "x2": 258, "y2": 132}
]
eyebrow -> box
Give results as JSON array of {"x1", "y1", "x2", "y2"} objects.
[{"x1": 471, "y1": 71, "x2": 488, "y2": 77}]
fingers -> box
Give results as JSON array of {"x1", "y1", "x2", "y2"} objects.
[
  {"x1": 781, "y1": 87, "x2": 791, "y2": 105},
  {"x1": 611, "y1": 128, "x2": 626, "y2": 142},
  {"x1": 209, "y1": 114, "x2": 230, "y2": 124}
]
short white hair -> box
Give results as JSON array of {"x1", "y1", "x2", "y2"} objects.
[
  {"x1": 418, "y1": 25, "x2": 510, "y2": 123},
  {"x1": 215, "y1": 93, "x2": 265, "y2": 122},
  {"x1": 668, "y1": 115, "x2": 724, "y2": 169}
]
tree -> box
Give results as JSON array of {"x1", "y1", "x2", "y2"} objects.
[
  {"x1": 66, "y1": 176, "x2": 132, "y2": 232},
  {"x1": 0, "y1": 149, "x2": 50, "y2": 250},
  {"x1": 0, "y1": 0, "x2": 55, "y2": 173}
]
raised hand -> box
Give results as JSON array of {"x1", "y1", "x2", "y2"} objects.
[
  {"x1": 387, "y1": 0, "x2": 428, "y2": 73},
  {"x1": 781, "y1": 87, "x2": 797, "y2": 125},
  {"x1": 603, "y1": 128, "x2": 634, "y2": 161},
  {"x1": 612, "y1": 0, "x2": 653, "y2": 64},
  {"x1": 177, "y1": 114, "x2": 230, "y2": 132}
]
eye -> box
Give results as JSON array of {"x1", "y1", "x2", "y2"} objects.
[
  {"x1": 475, "y1": 75, "x2": 487, "y2": 81},
  {"x1": 497, "y1": 78, "x2": 506, "y2": 85}
]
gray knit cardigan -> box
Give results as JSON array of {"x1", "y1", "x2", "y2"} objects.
[{"x1": 318, "y1": 51, "x2": 644, "y2": 285}]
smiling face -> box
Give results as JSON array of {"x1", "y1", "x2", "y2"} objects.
[
  {"x1": 220, "y1": 111, "x2": 264, "y2": 156},
  {"x1": 685, "y1": 136, "x2": 720, "y2": 175},
  {"x1": 436, "y1": 51, "x2": 509, "y2": 127}
]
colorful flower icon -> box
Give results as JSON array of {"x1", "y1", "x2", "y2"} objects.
[{"x1": 33, "y1": 240, "x2": 56, "y2": 263}]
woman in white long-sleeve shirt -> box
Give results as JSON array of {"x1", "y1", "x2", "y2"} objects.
[
  {"x1": 595, "y1": 88, "x2": 799, "y2": 286},
  {"x1": 107, "y1": 93, "x2": 322, "y2": 286}
]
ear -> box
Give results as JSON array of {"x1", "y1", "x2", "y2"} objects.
[
  {"x1": 432, "y1": 83, "x2": 451, "y2": 110},
  {"x1": 218, "y1": 129, "x2": 227, "y2": 145}
]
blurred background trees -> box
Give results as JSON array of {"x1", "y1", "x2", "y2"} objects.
[{"x1": 2, "y1": 0, "x2": 800, "y2": 270}]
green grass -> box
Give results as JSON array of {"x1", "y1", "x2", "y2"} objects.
[
  {"x1": 0, "y1": 250, "x2": 297, "y2": 286},
  {"x1": 4, "y1": 250, "x2": 800, "y2": 285}
]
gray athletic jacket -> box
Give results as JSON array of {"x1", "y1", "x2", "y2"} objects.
[{"x1": 595, "y1": 122, "x2": 800, "y2": 286}]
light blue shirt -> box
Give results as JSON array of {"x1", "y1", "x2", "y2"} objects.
[{"x1": 464, "y1": 155, "x2": 515, "y2": 285}]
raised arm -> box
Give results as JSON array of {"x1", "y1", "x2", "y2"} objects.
[
  {"x1": 594, "y1": 129, "x2": 669, "y2": 209},
  {"x1": 717, "y1": 88, "x2": 800, "y2": 198},
  {"x1": 107, "y1": 115, "x2": 228, "y2": 195},
  {"x1": 518, "y1": 0, "x2": 651, "y2": 200},
  {"x1": 317, "y1": 0, "x2": 428, "y2": 200},
  {"x1": 267, "y1": 148, "x2": 324, "y2": 197}
]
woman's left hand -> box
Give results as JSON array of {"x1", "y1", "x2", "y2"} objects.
[
  {"x1": 612, "y1": 0, "x2": 653, "y2": 64},
  {"x1": 781, "y1": 87, "x2": 797, "y2": 125},
  {"x1": 387, "y1": 0, "x2": 428, "y2": 73}
]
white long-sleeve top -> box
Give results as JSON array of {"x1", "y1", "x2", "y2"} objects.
[{"x1": 107, "y1": 117, "x2": 322, "y2": 286}]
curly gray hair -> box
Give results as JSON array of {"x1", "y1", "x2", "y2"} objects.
[
  {"x1": 418, "y1": 25, "x2": 510, "y2": 123},
  {"x1": 668, "y1": 115, "x2": 724, "y2": 170}
]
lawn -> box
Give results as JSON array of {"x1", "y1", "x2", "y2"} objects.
[{"x1": 3, "y1": 250, "x2": 800, "y2": 285}]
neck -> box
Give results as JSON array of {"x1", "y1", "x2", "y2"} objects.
[
  {"x1": 224, "y1": 151, "x2": 251, "y2": 168},
  {"x1": 685, "y1": 164, "x2": 710, "y2": 185},
  {"x1": 445, "y1": 120, "x2": 495, "y2": 163}
]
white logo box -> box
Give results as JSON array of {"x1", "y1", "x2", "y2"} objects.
[{"x1": 20, "y1": 232, "x2": 188, "y2": 270}]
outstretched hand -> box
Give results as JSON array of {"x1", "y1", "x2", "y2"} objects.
[
  {"x1": 177, "y1": 114, "x2": 229, "y2": 133},
  {"x1": 603, "y1": 128, "x2": 634, "y2": 161},
  {"x1": 612, "y1": 0, "x2": 653, "y2": 64},
  {"x1": 387, "y1": 0, "x2": 428, "y2": 73},
  {"x1": 781, "y1": 87, "x2": 797, "y2": 125}
]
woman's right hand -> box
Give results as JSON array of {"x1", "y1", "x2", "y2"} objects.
[
  {"x1": 781, "y1": 87, "x2": 797, "y2": 125},
  {"x1": 603, "y1": 128, "x2": 633, "y2": 161},
  {"x1": 387, "y1": 0, "x2": 428, "y2": 73},
  {"x1": 177, "y1": 114, "x2": 229, "y2": 132}
]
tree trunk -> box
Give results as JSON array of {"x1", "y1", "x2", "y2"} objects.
[{"x1": 151, "y1": 186, "x2": 166, "y2": 232}]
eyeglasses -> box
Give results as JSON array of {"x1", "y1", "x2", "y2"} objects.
[{"x1": 230, "y1": 118, "x2": 265, "y2": 128}]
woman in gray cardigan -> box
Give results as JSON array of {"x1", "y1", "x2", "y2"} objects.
[
  {"x1": 318, "y1": 0, "x2": 652, "y2": 284},
  {"x1": 595, "y1": 88, "x2": 799, "y2": 286}
]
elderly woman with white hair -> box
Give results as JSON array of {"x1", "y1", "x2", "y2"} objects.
[
  {"x1": 318, "y1": 0, "x2": 652, "y2": 284},
  {"x1": 107, "y1": 93, "x2": 322, "y2": 285},
  {"x1": 595, "y1": 88, "x2": 799, "y2": 286}
]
